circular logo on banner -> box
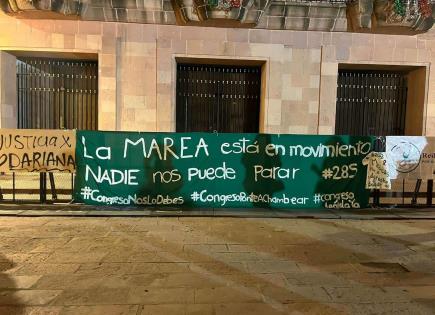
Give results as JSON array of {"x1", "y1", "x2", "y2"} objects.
[{"x1": 390, "y1": 141, "x2": 421, "y2": 173}]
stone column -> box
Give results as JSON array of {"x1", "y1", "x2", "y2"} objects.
[{"x1": 0, "y1": 51, "x2": 17, "y2": 128}]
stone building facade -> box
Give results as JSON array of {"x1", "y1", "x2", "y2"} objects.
[{"x1": 0, "y1": 10, "x2": 434, "y2": 136}]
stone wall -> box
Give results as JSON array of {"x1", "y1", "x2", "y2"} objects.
[
  {"x1": 0, "y1": 50, "x2": 16, "y2": 128},
  {"x1": 0, "y1": 11, "x2": 434, "y2": 135}
]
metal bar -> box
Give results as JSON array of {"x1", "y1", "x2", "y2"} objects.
[
  {"x1": 31, "y1": 60, "x2": 36, "y2": 128},
  {"x1": 38, "y1": 59, "x2": 42, "y2": 129},
  {"x1": 427, "y1": 179, "x2": 433, "y2": 206},
  {"x1": 412, "y1": 179, "x2": 422, "y2": 205},
  {"x1": 12, "y1": 172, "x2": 15, "y2": 202},
  {"x1": 402, "y1": 179, "x2": 405, "y2": 206},
  {"x1": 39, "y1": 173, "x2": 46, "y2": 203},
  {"x1": 88, "y1": 63, "x2": 91, "y2": 130},
  {"x1": 17, "y1": 61, "x2": 21, "y2": 128},
  {"x1": 49, "y1": 173, "x2": 57, "y2": 200}
]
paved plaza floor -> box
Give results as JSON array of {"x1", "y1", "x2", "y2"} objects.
[{"x1": 0, "y1": 215, "x2": 435, "y2": 314}]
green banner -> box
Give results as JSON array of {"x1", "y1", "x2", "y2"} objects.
[{"x1": 74, "y1": 131, "x2": 374, "y2": 209}]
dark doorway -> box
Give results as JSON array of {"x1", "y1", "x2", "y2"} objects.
[
  {"x1": 176, "y1": 63, "x2": 261, "y2": 133},
  {"x1": 16, "y1": 57, "x2": 98, "y2": 130},
  {"x1": 335, "y1": 70, "x2": 407, "y2": 136}
]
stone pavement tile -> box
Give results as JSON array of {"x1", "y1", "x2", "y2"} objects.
[
  {"x1": 1, "y1": 253, "x2": 34, "y2": 263},
  {"x1": 41, "y1": 218, "x2": 109, "y2": 228},
  {"x1": 0, "y1": 289, "x2": 62, "y2": 305},
  {"x1": 261, "y1": 285, "x2": 331, "y2": 303},
  {"x1": 0, "y1": 217, "x2": 49, "y2": 227},
  {"x1": 5, "y1": 239, "x2": 63, "y2": 254},
  {"x1": 245, "y1": 261, "x2": 300, "y2": 273},
  {"x1": 98, "y1": 274, "x2": 170, "y2": 289},
  {"x1": 0, "y1": 275, "x2": 40, "y2": 289},
  {"x1": 226, "y1": 244, "x2": 284, "y2": 253},
  {"x1": 297, "y1": 263, "x2": 358, "y2": 273},
  {"x1": 416, "y1": 300, "x2": 435, "y2": 314},
  {"x1": 0, "y1": 228, "x2": 67, "y2": 238},
  {"x1": 286, "y1": 302, "x2": 354, "y2": 315},
  {"x1": 104, "y1": 272, "x2": 286, "y2": 290},
  {"x1": 392, "y1": 251, "x2": 435, "y2": 263},
  {"x1": 323, "y1": 286, "x2": 410, "y2": 303},
  {"x1": 345, "y1": 244, "x2": 412, "y2": 259},
  {"x1": 408, "y1": 242, "x2": 435, "y2": 252},
  {"x1": 284, "y1": 272, "x2": 353, "y2": 287},
  {"x1": 224, "y1": 273, "x2": 288, "y2": 288},
  {"x1": 396, "y1": 258, "x2": 435, "y2": 273},
  {"x1": 0, "y1": 237, "x2": 36, "y2": 253},
  {"x1": 122, "y1": 218, "x2": 159, "y2": 231},
  {"x1": 194, "y1": 286, "x2": 263, "y2": 304},
  {"x1": 0, "y1": 261, "x2": 22, "y2": 274},
  {"x1": 350, "y1": 302, "x2": 435, "y2": 315},
  {"x1": 298, "y1": 247, "x2": 361, "y2": 264},
  {"x1": 102, "y1": 251, "x2": 187, "y2": 263},
  {"x1": 335, "y1": 272, "x2": 435, "y2": 287},
  {"x1": 33, "y1": 274, "x2": 105, "y2": 290},
  {"x1": 61, "y1": 237, "x2": 121, "y2": 252},
  {"x1": 105, "y1": 219, "x2": 141, "y2": 231},
  {"x1": 189, "y1": 262, "x2": 248, "y2": 274},
  {"x1": 121, "y1": 272, "x2": 217, "y2": 289},
  {"x1": 397, "y1": 285, "x2": 435, "y2": 300},
  {"x1": 51, "y1": 288, "x2": 130, "y2": 306},
  {"x1": 214, "y1": 303, "x2": 289, "y2": 315},
  {"x1": 352, "y1": 262, "x2": 409, "y2": 273},
  {"x1": 0, "y1": 306, "x2": 62, "y2": 315},
  {"x1": 212, "y1": 251, "x2": 262, "y2": 262},
  {"x1": 45, "y1": 251, "x2": 108, "y2": 264},
  {"x1": 129, "y1": 262, "x2": 190, "y2": 274},
  {"x1": 127, "y1": 287, "x2": 195, "y2": 304},
  {"x1": 215, "y1": 302, "x2": 353, "y2": 315},
  {"x1": 59, "y1": 305, "x2": 139, "y2": 315},
  {"x1": 27, "y1": 238, "x2": 72, "y2": 253},
  {"x1": 139, "y1": 304, "x2": 214, "y2": 315},
  {"x1": 183, "y1": 244, "x2": 229, "y2": 252},
  {"x1": 75, "y1": 263, "x2": 134, "y2": 276},
  {"x1": 13, "y1": 263, "x2": 80, "y2": 276}
]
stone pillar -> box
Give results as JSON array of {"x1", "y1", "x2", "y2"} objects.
[{"x1": 0, "y1": 51, "x2": 17, "y2": 128}]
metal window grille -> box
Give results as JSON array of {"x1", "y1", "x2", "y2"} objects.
[
  {"x1": 176, "y1": 63, "x2": 261, "y2": 133},
  {"x1": 335, "y1": 70, "x2": 407, "y2": 136},
  {"x1": 17, "y1": 57, "x2": 98, "y2": 130}
]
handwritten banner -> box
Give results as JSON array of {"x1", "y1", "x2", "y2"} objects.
[
  {"x1": 387, "y1": 136, "x2": 435, "y2": 180},
  {"x1": 0, "y1": 129, "x2": 75, "y2": 172},
  {"x1": 74, "y1": 131, "x2": 374, "y2": 209}
]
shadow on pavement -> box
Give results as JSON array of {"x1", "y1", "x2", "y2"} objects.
[{"x1": 0, "y1": 253, "x2": 24, "y2": 315}]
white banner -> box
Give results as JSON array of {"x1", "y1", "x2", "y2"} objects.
[
  {"x1": 0, "y1": 129, "x2": 76, "y2": 172},
  {"x1": 386, "y1": 136, "x2": 435, "y2": 180}
]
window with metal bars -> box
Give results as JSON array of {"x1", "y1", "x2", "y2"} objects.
[
  {"x1": 335, "y1": 70, "x2": 407, "y2": 136},
  {"x1": 176, "y1": 63, "x2": 261, "y2": 133},
  {"x1": 16, "y1": 58, "x2": 98, "y2": 130}
]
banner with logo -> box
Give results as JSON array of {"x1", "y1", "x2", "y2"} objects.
[
  {"x1": 0, "y1": 129, "x2": 76, "y2": 172},
  {"x1": 386, "y1": 136, "x2": 435, "y2": 180},
  {"x1": 74, "y1": 130, "x2": 374, "y2": 209}
]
